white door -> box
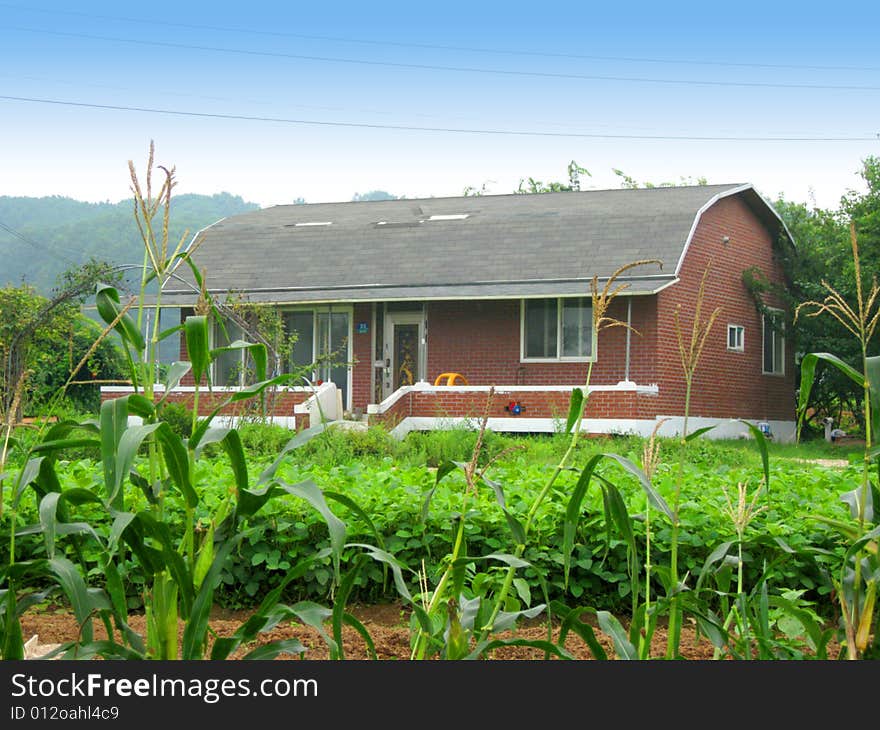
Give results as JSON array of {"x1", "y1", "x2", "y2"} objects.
[{"x1": 383, "y1": 311, "x2": 425, "y2": 399}]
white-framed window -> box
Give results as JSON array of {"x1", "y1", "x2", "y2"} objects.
[
  {"x1": 281, "y1": 306, "x2": 352, "y2": 408},
  {"x1": 727, "y1": 324, "x2": 745, "y2": 352},
  {"x1": 210, "y1": 307, "x2": 353, "y2": 408},
  {"x1": 211, "y1": 319, "x2": 249, "y2": 387},
  {"x1": 762, "y1": 309, "x2": 785, "y2": 375},
  {"x1": 521, "y1": 298, "x2": 595, "y2": 361}
]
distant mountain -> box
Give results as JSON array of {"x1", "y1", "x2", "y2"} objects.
[{"x1": 0, "y1": 193, "x2": 261, "y2": 294}]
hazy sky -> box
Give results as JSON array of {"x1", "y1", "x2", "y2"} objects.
[{"x1": 1, "y1": 1, "x2": 879, "y2": 210}]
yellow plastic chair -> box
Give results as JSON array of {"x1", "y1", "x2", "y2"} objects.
[{"x1": 434, "y1": 372, "x2": 469, "y2": 386}]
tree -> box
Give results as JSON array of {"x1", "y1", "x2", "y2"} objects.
[
  {"x1": 515, "y1": 160, "x2": 590, "y2": 194},
  {"x1": 351, "y1": 190, "x2": 399, "y2": 202},
  {"x1": 770, "y1": 157, "x2": 880, "y2": 435},
  {"x1": 0, "y1": 261, "x2": 126, "y2": 420},
  {"x1": 612, "y1": 169, "x2": 707, "y2": 189}
]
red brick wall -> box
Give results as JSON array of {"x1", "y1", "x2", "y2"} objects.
[
  {"x1": 368, "y1": 387, "x2": 659, "y2": 427},
  {"x1": 99, "y1": 388, "x2": 310, "y2": 422},
  {"x1": 351, "y1": 303, "x2": 373, "y2": 412},
  {"x1": 424, "y1": 297, "x2": 655, "y2": 388},
  {"x1": 654, "y1": 195, "x2": 795, "y2": 421}
]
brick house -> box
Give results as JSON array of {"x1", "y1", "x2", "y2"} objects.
[{"x1": 148, "y1": 183, "x2": 797, "y2": 441}]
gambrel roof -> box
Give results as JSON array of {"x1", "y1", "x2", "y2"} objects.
[{"x1": 161, "y1": 183, "x2": 792, "y2": 305}]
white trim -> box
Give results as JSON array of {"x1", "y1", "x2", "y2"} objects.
[
  {"x1": 293, "y1": 381, "x2": 340, "y2": 423},
  {"x1": 100, "y1": 384, "x2": 317, "y2": 394},
  {"x1": 159, "y1": 277, "x2": 678, "y2": 307},
  {"x1": 384, "y1": 414, "x2": 796, "y2": 443},
  {"x1": 761, "y1": 307, "x2": 785, "y2": 376},
  {"x1": 156, "y1": 286, "x2": 676, "y2": 308},
  {"x1": 673, "y1": 183, "x2": 797, "y2": 278},
  {"x1": 727, "y1": 324, "x2": 745, "y2": 352},
  {"x1": 654, "y1": 415, "x2": 796, "y2": 443},
  {"x1": 124, "y1": 414, "x2": 298, "y2": 429},
  {"x1": 166, "y1": 217, "x2": 227, "y2": 281},
  {"x1": 383, "y1": 309, "x2": 427, "y2": 399},
  {"x1": 367, "y1": 381, "x2": 659, "y2": 416}
]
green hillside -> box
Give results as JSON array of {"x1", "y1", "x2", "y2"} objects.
[{"x1": 0, "y1": 193, "x2": 261, "y2": 293}]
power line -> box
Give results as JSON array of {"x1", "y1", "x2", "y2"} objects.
[
  {"x1": 8, "y1": 25, "x2": 880, "y2": 93},
  {"x1": 3, "y1": 2, "x2": 879, "y2": 73},
  {"x1": 2, "y1": 94, "x2": 877, "y2": 142},
  {"x1": 0, "y1": 218, "x2": 78, "y2": 264}
]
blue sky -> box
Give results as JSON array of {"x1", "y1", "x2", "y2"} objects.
[{"x1": 1, "y1": 1, "x2": 878, "y2": 210}]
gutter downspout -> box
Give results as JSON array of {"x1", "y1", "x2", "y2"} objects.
[{"x1": 624, "y1": 298, "x2": 632, "y2": 382}]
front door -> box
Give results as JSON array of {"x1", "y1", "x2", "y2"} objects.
[{"x1": 383, "y1": 312, "x2": 425, "y2": 398}]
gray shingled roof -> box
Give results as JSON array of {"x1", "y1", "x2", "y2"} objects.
[{"x1": 161, "y1": 183, "x2": 785, "y2": 305}]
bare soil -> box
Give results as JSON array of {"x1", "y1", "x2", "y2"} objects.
[{"x1": 20, "y1": 602, "x2": 727, "y2": 660}]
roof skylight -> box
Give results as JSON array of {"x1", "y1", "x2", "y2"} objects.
[
  {"x1": 426, "y1": 214, "x2": 469, "y2": 221},
  {"x1": 291, "y1": 221, "x2": 333, "y2": 227}
]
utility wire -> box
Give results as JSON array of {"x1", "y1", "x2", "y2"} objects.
[
  {"x1": 2, "y1": 2, "x2": 879, "y2": 73},
  {"x1": 1, "y1": 94, "x2": 877, "y2": 141},
  {"x1": 0, "y1": 218, "x2": 78, "y2": 264},
  {"x1": 7, "y1": 26, "x2": 880, "y2": 93}
]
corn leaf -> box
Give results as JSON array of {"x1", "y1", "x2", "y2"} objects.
[
  {"x1": 100, "y1": 397, "x2": 129, "y2": 510},
  {"x1": 238, "y1": 479, "x2": 345, "y2": 582},
  {"x1": 1, "y1": 586, "x2": 24, "y2": 660},
  {"x1": 184, "y1": 315, "x2": 210, "y2": 386},
  {"x1": 596, "y1": 610, "x2": 638, "y2": 659},
  {"x1": 483, "y1": 475, "x2": 526, "y2": 545},
  {"x1": 12, "y1": 456, "x2": 45, "y2": 509},
  {"x1": 95, "y1": 283, "x2": 145, "y2": 353},
  {"x1": 255, "y1": 420, "x2": 329, "y2": 484},
  {"x1": 332, "y1": 556, "x2": 368, "y2": 660},
  {"x1": 38, "y1": 492, "x2": 103, "y2": 559},
  {"x1": 210, "y1": 340, "x2": 268, "y2": 383},
  {"x1": 346, "y1": 542, "x2": 416, "y2": 605},
  {"x1": 195, "y1": 427, "x2": 247, "y2": 494},
  {"x1": 565, "y1": 387, "x2": 584, "y2": 434},
  {"x1": 47, "y1": 557, "x2": 110, "y2": 645},
  {"x1": 686, "y1": 425, "x2": 717, "y2": 441},
  {"x1": 550, "y1": 600, "x2": 609, "y2": 659},
  {"x1": 242, "y1": 639, "x2": 308, "y2": 660},
  {"x1": 739, "y1": 419, "x2": 770, "y2": 494},
  {"x1": 797, "y1": 352, "x2": 864, "y2": 440},
  {"x1": 156, "y1": 361, "x2": 192, "y2": 402},
  {"x1": 182, "y1": 533, "x2": 240, "y2": 659}
]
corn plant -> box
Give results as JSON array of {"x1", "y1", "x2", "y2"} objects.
[
  {"x1": 405, "y1": 389, "x2": 567, "y2": 659},
  {"x1": 403, "y1": 262, "x2": 669, "y2": 659},
  {"x1": 795, "y1": 222, "x2": 880, "y2": 659},
  {"x1": 0, "y1": 144, "x2": 377, "y2": 660},
  {"x1": 665, "y1": 261, "x2": 722, "y2": 657},
  {"x1": 693, "y1": 480, "x2": 835, "y2": 660}
]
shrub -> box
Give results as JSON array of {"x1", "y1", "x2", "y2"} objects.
[{"x1": 157, "y1": 401, "x2": 193, "y2": 438}]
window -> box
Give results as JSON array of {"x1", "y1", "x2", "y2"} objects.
[
  {"x1": 212, "y1": 319, "x2": 248, "y2": 386},
  {"x1": 522, "y1": 298, "x2": 593, "y2": 361},
  {"x1": 727, "y1": 324, "x2": 744, "y2": 352},
  {"x1": 762, "y1": 309, "x2": 785, "y2": 375},
  {"x1": 283, "y1": 311, "x2": 314, "y2": 375},
  {"x1": 281, "y1": 308, "x2": 352, "y2": 406}
]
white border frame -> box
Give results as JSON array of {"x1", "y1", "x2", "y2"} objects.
[
  {"x1": 520, "y1": 297, "x2": 597, "y2": 363},
  {"x1": 727, "y1": 323, "x2": 745, "y2": 352},
  {"x1": 761, "y1": 307, "x2": 785, "y2": 376}
]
